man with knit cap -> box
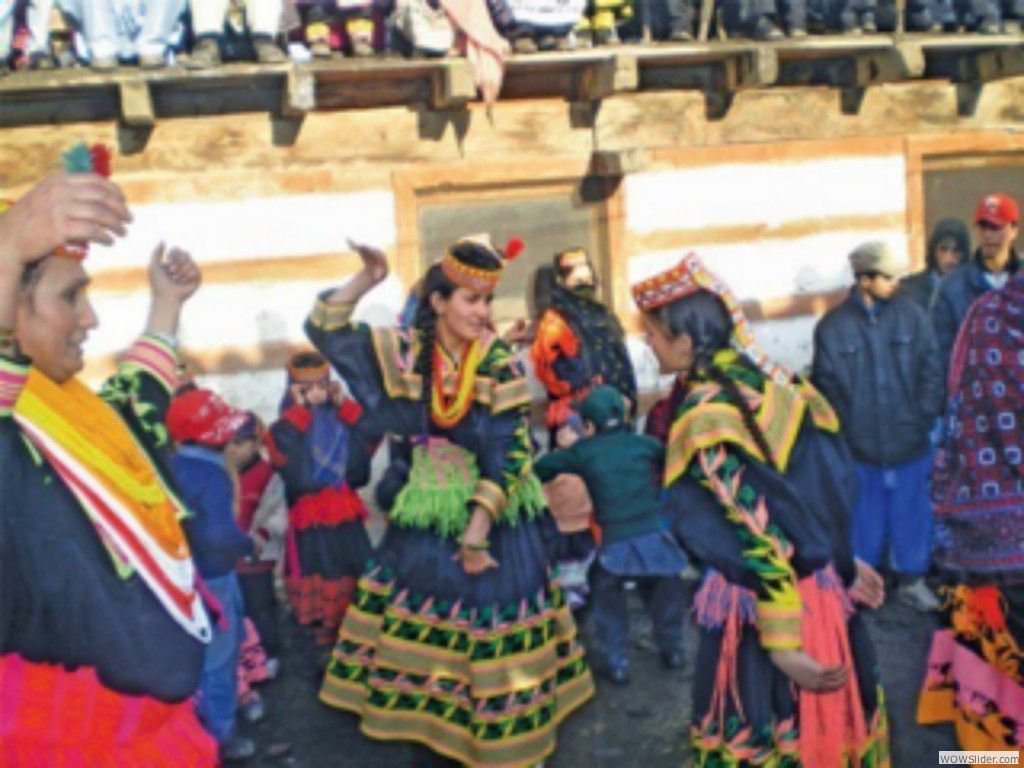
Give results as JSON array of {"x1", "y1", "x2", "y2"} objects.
[
  {"x1": 812, "y1": 241, "x2": 944, "y2": 612},
  {"x1": 932, "y1": 192, "x2": 1020, "y2": 378}
]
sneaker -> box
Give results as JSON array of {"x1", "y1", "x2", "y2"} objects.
[
  {"x1": 861, "y1": 12, "x2": 877, "y2": 32},
  {"x1": 554, "y1": 34, "x2": 575, "y2": 50},
  {"x1": 310, "y1": 40, "x2": 333, "y2": 58},
  {"x1": 513, "y1": 36, "x2": 539, "y2": 54},
  {"x1": 576, "y1": 28, "x2": 594, "y2": 48},
  {"x1": 788, "y1": 25, "x2": 808, "y2": 37},
  {"x1": 350, "y1": 38, "x2": 374, "y2": 57},
  {"x1": 139, "y1": 52, "x2": 166, "y2": 69},
  {"x1": 1002, "y1": 19, "x2": 1021, "y2": 33},
  {"x1": 183, "y1": 37, "x2": 220, "y2": 70},
  {"x1": 668, "y1": 27, "x2": 694, "y2": 41},
  {"x1": 978, "y1": 19, "x2": 1002, "y2": 33},
  {"x1": 27, "y1": 52, "x2": 55, "y2": 70},
  {"x1": 254, "y1": 38, "x2": 288, "y2": 64},
  {"x1": 660, "y1": 648, "x2": 685, "y2": 669},
  {"x1": 596, "y1": 661, "x2": 630, "y2": 685},
  {"x1": 240, "y1": 696, "x2": 266, "y2": 724},
  {"x1": 896, "y1": 578, "x2": 940, "y2": 612},
  {"x1": 752, "y1": 17, "x2": 785, "y2": 40},
  {"x1": 594, "y1": 27, "x2": 621, "y2": 45},
  {"x1": 536, "y1": 34, "x2": 557, "y2": 51},
  {"x1": 90, "y1": 55, "x2": 118, "y2": 71},
  {"x1": 219, "y1": 735, "x2": 256, "y2": 763},
  {"x1": 265, "y1": 657, "x2": 281, "y2": 680}
]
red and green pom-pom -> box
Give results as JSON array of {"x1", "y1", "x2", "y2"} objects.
[{"x1": 61, "y1": 142, "x2": 112, "y2": 177}]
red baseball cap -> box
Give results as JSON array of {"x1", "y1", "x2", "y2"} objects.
[
  {"x1": 974, "y1": 193, "x2": 1020, "y2": 227},
  {"x1": 167, "y1": 389, "x2": 249, "y2": 447}
]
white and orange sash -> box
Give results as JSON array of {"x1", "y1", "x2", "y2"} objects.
[{"x1": 14, "y1": 369, "x2": 211, "y2": 643}]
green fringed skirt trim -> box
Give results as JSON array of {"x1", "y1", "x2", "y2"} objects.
[{"x1": 389, "y1": 442, "x2": 546, "y2": 538}]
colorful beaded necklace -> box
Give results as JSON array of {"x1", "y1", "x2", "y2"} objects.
[{"x1": 430, "y1": 340, "x2": 482, "y2": 429}]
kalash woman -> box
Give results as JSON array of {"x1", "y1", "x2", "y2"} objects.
[
  {"x1": 917, "y1": 271, "x2": 1024, "y2": 754},
  {"x1": 312, "y1": 236, "x2": 594, "y2": 766},
  {"x1": 633, "y1": 252, "x2": 890, "y2": 767},
  {"x1": 0, "y1": 171, "x2": 216, "y2": 764}
]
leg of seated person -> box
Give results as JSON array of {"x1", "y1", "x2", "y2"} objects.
[
  {"x1": 26, "y1": 0, "x2": 54, "y2": 57},
  {"x1": 191, "y1": 0, "x2": 230, "y2": 35},
  {"x1": 137, "y1": 0, "x2": 186, "y2": 62},
  {"x1": 0, "y1": 0, "x2": 13, "y2": 67},
  {"x1": 57, "y1": 0, "x2": 118, "y2": 64},
  {"x1": 248, "y1": 0, "x2": 285, "y2": 36}
]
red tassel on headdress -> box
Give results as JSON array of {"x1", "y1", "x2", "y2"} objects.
[
  {"x1": 90, "y1": 145, "x2": 112, "y2": 178},
  {"x1": 503, "y1": 237, "x2": 524, "y2": 262},
  {"x1": 57, "y1": 142, "x2": 115, "y2": 260}
]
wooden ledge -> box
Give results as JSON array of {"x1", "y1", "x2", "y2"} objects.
[{"x1": 0, "y1": 35, "x2": 1020, "y2": 129}]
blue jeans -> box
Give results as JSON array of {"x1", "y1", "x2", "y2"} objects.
[
  {"x1": 589, "y1": 561, "x2": 685, "y2": 668},
  {"x1": 852, "y1": 452, "x2": 933, "y2": 576},
  {"x1": 58, "y1": 0, "x2": 186, "y2": 59},
  {"x1": 197, "y1": 573, "x2": 245, "y2": 744}
]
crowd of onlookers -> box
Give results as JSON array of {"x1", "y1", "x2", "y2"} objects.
[{"x1": 0, "y1": 0, "x2": 1021, "y2": 76}]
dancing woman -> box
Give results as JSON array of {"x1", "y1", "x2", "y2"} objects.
[
  {"x1": 634, "y1": 253, "x2": 890, "y2": 767},
  {"x1": 0, "y1": 171, "x2": 216, "y2": 765},
  {"x1": 313, "y1": 236, "x2": 593, "y2": 766}
]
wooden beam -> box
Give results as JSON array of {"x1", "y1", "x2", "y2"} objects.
[
  {"x1": 430, "y1": 59, "x2": 477, "y2": 109},
  {"x1": 282, "y1": 65, "x2": 316, "y2": 115},
  {"x1": 926, "y1": 44, "x2": 1024, "y2": 83},
  {"x1": 118, "y1": 79, "x2": 154, "y2": 126},
  {"x1": 573, "y1": 54, "x2": 639, "y2": 102}
]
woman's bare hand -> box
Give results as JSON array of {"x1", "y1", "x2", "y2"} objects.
[
  {"x1": 0, "y1": 172, "x2": 131, "y2": 267},
  {"x1": 768, "y1": 648, "x2": 848, "y2": 692},
  {"x1": 347, "y1": 239, "x2": 389, "y2": 285},
  {"x1": 848, "y1": 558, "x2": 885, "y2": 609}
]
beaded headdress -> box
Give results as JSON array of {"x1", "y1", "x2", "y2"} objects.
[
  {"x1": 439, "y1": 233, "x2": 523, "y2": 294},
  {"x1": 287, "y1": 351, "x2": 331, "y2": 385},
  {"x1": 632, "y1": 252, "x2": 793, "y2": 387}
]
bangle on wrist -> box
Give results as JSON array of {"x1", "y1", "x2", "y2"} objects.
[{"x1": 460, "y1": 538, "x2": 490, "y2": 552}]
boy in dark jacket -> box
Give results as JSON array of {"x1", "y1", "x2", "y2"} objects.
[
  {"x1": 812, "y1": 242, "x2": 943, "y2": 613},
  {"x1": 900, "y1": 217, "x2": 969, "y2": 314},
  {"x1": 168, "y1": 389, "x2": 256, "y2": 763},
  {"x1": 534, "y1": 385, "x2": 688, "y2": 685}
]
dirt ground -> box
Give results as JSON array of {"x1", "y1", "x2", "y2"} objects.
[{"x1": 239, "y1": 576, "x2": 957, "y2": 768}]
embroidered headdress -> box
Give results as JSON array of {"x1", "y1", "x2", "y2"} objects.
[
  {"x1": 287, "y1": 350, "x2": 331, "y2": 385},
  {"x1": 57, "y1": 143, "x2": 113, "y2": 260},
  {"x1": 439, "y1": 233, "x2": 523, "y2": 294},
  {"x1": 0, "y1": 143, "x2": 112, "y2": 260},
  {"x1": 631, "y1": 252, "x2": 793, "y2": 387}
]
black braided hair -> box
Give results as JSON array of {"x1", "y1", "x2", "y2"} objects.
[
  {"x1": 412, "y1": 240, "x2": 503, "y2": 429},
  {"x1": 529, "y1": 264, "x2": 557, "y2": 322},
  {"x1": 651, "y1": 289, "x2": 777, "y2": 469}
]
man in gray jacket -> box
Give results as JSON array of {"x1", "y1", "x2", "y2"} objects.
[{"x1": 812, "y1": 241, "x2": 944, "y2": 612}]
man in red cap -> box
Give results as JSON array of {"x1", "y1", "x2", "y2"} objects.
[
  {"x1": 932, "y1": 192, "x2": 1019, "y2": 377},
  {"x1": 168, "y1": 388, "x2": 257, "y2": 764}
]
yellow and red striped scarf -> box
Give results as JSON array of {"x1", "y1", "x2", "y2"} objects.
[{"x1": 14, "y1": 369, "x2": 211, "y2": 642}]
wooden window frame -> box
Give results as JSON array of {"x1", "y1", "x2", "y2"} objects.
[{"x1": 391, "y1": 159, "x2": 629, "y2": 325}]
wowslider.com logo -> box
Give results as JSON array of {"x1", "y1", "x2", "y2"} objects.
[{"x1": 938, "y1": 752, "x2": 1021, "y2": 765}]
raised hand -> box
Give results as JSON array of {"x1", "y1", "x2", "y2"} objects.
[
  {"x1": 0, "y1": 173, "x2": 131, "y2": 267},
  {"x1": 768, "y1": 648, "x2": 848, "y2": 692},
  {"x1": 149, "y1": 243, "x2": 202, "y2": 306},
  {"x1": 347, "y1": 239, "x2": 389, "y2": 285}
]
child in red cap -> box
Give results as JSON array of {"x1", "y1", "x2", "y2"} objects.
[{"x1": 167, "y1": 388, "x2": 257, "y2": 763}]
